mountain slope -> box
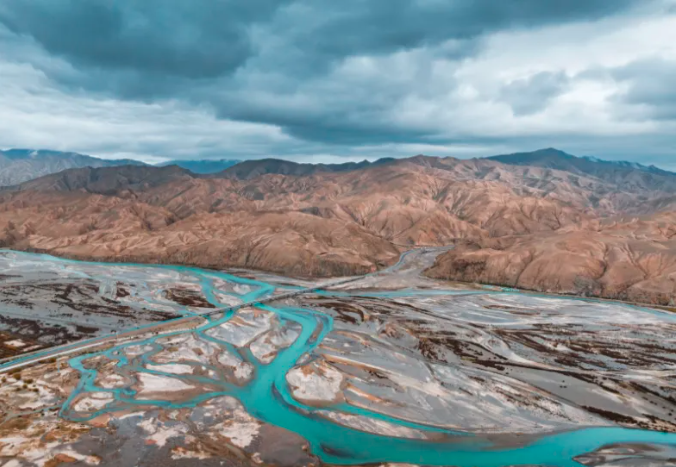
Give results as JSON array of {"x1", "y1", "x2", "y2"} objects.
[
  {"x1": 0, "y1": 155, "x2": 597, "y2": 277},
  {"x1": 426, "y1": 212, "x2": 676, "y2": 305},
  {"x1": 421, "y1": 149, "x2": 676, "y2": 304},
  {"x1": 157, "y1": 159, "x2": 241, "y2": 174},
  {"x1": 15, "y1": 164, "x2": 192, "y2": 194},
  {"x1": 215, "y1": 157, "x2": 396, "y2": 179},
  {"x1": 2, "y1": 150, "x2": 676, "y2": 303},
  {"x1": 0, "y1": 149, "x2": 146, "y2": 186},
  {"x1": 488, "y1": 148, "x2": 676, "y2": 192}
]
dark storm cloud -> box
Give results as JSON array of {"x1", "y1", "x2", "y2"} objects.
[
  {"x1": 0, "y1": 0, "x2": 287, "y2": 79},
  {"x1": 500, "y1": 71, "x2": 570, "y2": 116},
  {"x1": 0, "y1": 0, "x2": 639, "y2": 146},
  {"x1": 1, "y1": 0, "x2": 636, "y2": 79},
  {"x1": 610, "y1": 58, "x2": 676, "y2": 120},
  {"x1": 265, "y1": 0, "x2": 636, "y2": 64}
]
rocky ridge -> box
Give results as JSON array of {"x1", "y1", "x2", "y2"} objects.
[{"x1": 1, "y1": 149, "x2": 676, "y2": 303}]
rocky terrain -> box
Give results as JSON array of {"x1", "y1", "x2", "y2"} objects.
[
  {"x1": 1, "y1": 149, "x2": 676, "y2": 303},
  {"x1": 427, "y1": 211, "x2": 676, "y2": 305}
]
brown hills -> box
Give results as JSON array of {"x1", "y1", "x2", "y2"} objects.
[
  {"x1": 426, "y1": 213, "x2": 676, "y2": 305},
  {"x1": 2, "y1": 150, "x2": 676, "y2": 304}
]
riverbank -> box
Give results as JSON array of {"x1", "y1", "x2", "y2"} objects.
[{"x1": 9, "y1": 244, "x2": 673, "y2": 312}]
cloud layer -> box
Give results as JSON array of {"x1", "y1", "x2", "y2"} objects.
[{"x1": 1, "y1": 0, "x2": 676, "y2": 167}]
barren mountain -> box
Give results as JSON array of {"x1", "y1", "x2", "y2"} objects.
[
  {"x1": 215, "y1": 157, "x2": 395, "y2": 179},
  {"x1": 2, "y1": 149, "x2": 676, "y2": 303},
  {"x1": 157, "y1": 159, "x2": 241, "y2": 174},
  {"x1": 0, "y1": 190, "x2": 398, "y2": 276},
  {"x1": 426, "y1": 212, "x2": 676, "y2": 305},
  {"x1": 489, "y1": 148, "x2": 676, "y2": 193},
  {"x1": 0, "y1": 149, "x2": 146, "y2": 186},
  {"x1": 13, "y1": 164, "x2": 192, "y2": 194}
]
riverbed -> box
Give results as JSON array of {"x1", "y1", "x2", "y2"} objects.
[{"x1": 1, "y1": 250, "x2": 676, "y2": 467}]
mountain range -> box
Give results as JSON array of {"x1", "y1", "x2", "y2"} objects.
[
  {"x1": 0, "y1": 149, "x2": 243, "y2": 185},
  {"x1": 1, "y1": 148, "x2": 676, "y2": 305},
  {"x1": 156, "y1": 159, "x2": 241, "y2": 174},
  {"x1": 4, "y1": 146, "x2": 672, "y2": 187},
  {"x1": 488, "y1": 148, "x2": 676, "y2": 191},
  {"x1": 0, "y1": 149, "x2": 146, "y2": 186}
]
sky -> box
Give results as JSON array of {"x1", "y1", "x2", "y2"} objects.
[{"x1": 1, "y1": 1, "x2": 676, "y2": 168}]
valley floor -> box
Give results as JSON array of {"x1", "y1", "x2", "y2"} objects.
[{"x1": 1, "y1": 248, "x2": 676, "y2": 467}]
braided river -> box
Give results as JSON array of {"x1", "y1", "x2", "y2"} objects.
[{"x1": 2, "y1": 251, "x2": 676, "y2": 466}]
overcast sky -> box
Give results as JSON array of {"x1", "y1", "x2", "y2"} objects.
[{"x1": 1, "y1": 1, "x2": 676, "y2": 167}]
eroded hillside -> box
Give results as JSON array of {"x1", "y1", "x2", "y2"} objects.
[{"x1": 2, "y1": 151, "x2": 676, "y2": 303}]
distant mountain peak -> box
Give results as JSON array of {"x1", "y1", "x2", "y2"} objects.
[
  {"x1": 157, "y1": 159, "x2": 241, "y2": 174},
  {"x1": 0, "y1": 148, "x2": 146, "y2": 186},
  {"x1": 536, "y1": 147, "x2": 567, "y2": 154},
  {"x1": 215, "y1": 157, "x2": 397, "y2": 179},
  {"x1": 488, "y1": 148, "x2": 675, "y2": 188}
]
